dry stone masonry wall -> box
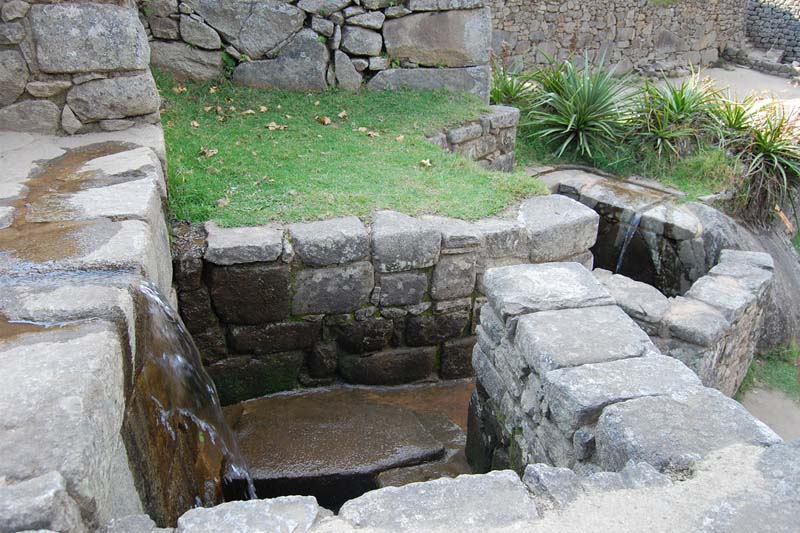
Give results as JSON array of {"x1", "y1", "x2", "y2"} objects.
[
  {"x1": 0, "y1": 1, "x2": 161, "y2": 135},
  {"x1": 172, "y1": 191, "x2": 600, "y2": 405},
  {"x1": 747, "y1": 0, "x2": 800, "y2": 62},
  {"x1": 139, "y1": 0, "x2": 493, "y2": 100},
  {"x1": 490, "y1": 0, "x2": 747, "y2": 75}
]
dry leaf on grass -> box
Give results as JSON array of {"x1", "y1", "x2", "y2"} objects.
[
  {"x1": 190, "y1": 120, "x2": 200, "y2": 128},
  {"x1": 420, "y1": 159, "x2": 432, "y2": 167},
  {"x1": 203, "y1": 106, "x2": 213, "y2": 113},
  {"x1": 172, "y1": 85, "x2": 187, "y2": 94},
  {"x1": 259, "y1": 106, "x2": 269, "y2": 113},
  {"x1": 216, "y1": 197, "x2": 230, "y2": 208},
  {"x1": 314, "y1": 101, "x2": 320, "y2": 106},
  {"x1": 395, "y1": 135, "x2": 405, "y2": 142},
  {"x1": 338, "y1": 110, "x2": 348, "y2": 120},
  {"x1": 266, "y1": 122, "x2": 288, "y2": 130},
  {"x1": 367, "y1": 131, "x2": 379, "y2": 137},
  {"x1": 209, "y1": 86, "x2": 218, "y2": 94},
  {"x1": 356, "y1": 126, "x2": 368, "y2": 132},
  {"x1": 200, "y1": 147, "x2": 218, "y2": 158},
  {"x1": 316, "y1": 116, "x2": 332, "y2": 125},
  {"x1": 241, "y1": 109, "x2": 256, "y2": 115}
]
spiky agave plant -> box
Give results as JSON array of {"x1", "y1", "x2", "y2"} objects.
[{"x1": 490, "y1": 59, "x2": 535, "y2": 107}]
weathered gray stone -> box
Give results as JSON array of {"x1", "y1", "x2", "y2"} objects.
[
  {"x1": 341, "y1": 25, "x2": 383, "y2": 56},
  {"x1": 518, "y1": 195, "x2": 599, "y2": 262},
  {"x1": 441, "y1": 336, "x2": 476, "y2": 379},
  {"x1": 30, "y1": 4, "x2": 149, "y2": 73},
  {"x1": 344, "y1": 6, "x2": 365, "y2": 17},
  {"x1": 204, "y1": 222, "x2": 283, "y2": 265},
  {"x1": 619, "y1": 461, "x2": 672, "y2": 489},
  {"x1": 229, "y1": 321, "x2": 321, "y2": 354},
  {"x1": 718, "y1": 249, "x2": 774, "y2": 271},
  {"x1": 594, "y1": 270, "x2": 670, "y2": 330},
  {"x1": 579, "y1": 179, "x2": 666, "y2": 223},
  {"x1": 147, "y1": 0, "x2": 178, "y2": 18},
  {"x1": 334, "y1": 50, "x2": 363, "y2": 91},
  {"x1": 685, "y1": 275, "x2": 755, "y2": 321},
  {"x1": 543, "y1": 355, "x2": 701, "y2": 431},
  {"x1": 377, "y1": 271, "x2": 428, "y2": 306},
  {"x1": 189, "y1": 0, "x2": 305, "y2": 59},
  {"x1": 348, "y1": 11, "x2": 385, "y2": 29},
  {"x1": 0, "y1": 472, "x2": 86, "y2": 533},
  {"x1": 288, "y1": 216, "x2": 368, "y2": 267},
  {"x1": 339, "y1": 470, "x2": 539, "y2": 530},
  {"x1": 367, "y1": 66, "x2": 491, "y2": 102},
  {"x1": 663, "y1": 296, "x2": 730, "y2": 347},
  {"x1": 149, "y1": 15, "x2": 180, "y2": 39},
  {"x1": 431, "y1": 252, "x2": 477, "y2": 300},
  {"x1": 292, "y1": 261, "x2": 374, "y2": 314},
  {"x1": 150, "y1": 41, "x2": 224, "y2": 82},
  {"x1": 447, "y1": 123, "x2": 483, "y2": 144},
  {"x1": 176, "y1": 496, "x2": 327, "y2": 533},
  {"x1": 523, "y1": 464, "x2": 584, "y2": 508},
  {"x1": 474, "y1": 218, "x2": 527, "y2": 260},
  {"x1": 0, "y1": 50, "x2": 27, "y2": 107},
  {"x1": 180, "y1": 15, "x2": 221, "y2": 49},
  {"x1": 332, "y1": 317, "x2": 393, "y2": 353},
  {"x1": 406, "y1": 310, "x2": 469, "y2": 346},
  {"x1": 339, "y1": 346, "x2": 437, "y2": 384},
  {"x1": 66, "y1": 73, "x2": 160, "y2": 122},
  {"x1": 297, "y1": 0, "x2": 351, "y2": 15},
  {"x1": 26, "y1": 80, "x2": 72, "y2": 98},
  {"x1": 515, "y1": 305, "x2": 658, "y2": 374},
  {"x1": 484, "y1": 104, "x2": 520, "y2": 129},
  {"x1": 208, "y1": 351, "x2": 303, "y2": 403},
  {"x1": 386, "y1": 5, "x2": 412, "y2": 17},
  {"x1": 311, "y1": 16, "x2": 335, "y2": 37},
  {"x1": 1, "y1": 0, "x2": 30, "y2": 22},
  {"x1": 208, "y1": 263, "x2": 291, "y2": 324},
  {"x1": 0, "y1": 206, "x2": 14, "y2": 229},
  {"x1": 595, "y1": 387, "x2": 781, "y2": 472},
  {"x1": 408, "y1": 0, "x2": 485, "y2": 8},
  {"x1": 420, "y1": 215, "x2": 482, "y2": 252},
  {"x1": 708, "y1": 261, "x2": 772, "y2": 295},
  {"x1": 369, "y1": 55, "x2": 390, "y2": 70},
  {"x1": 483, "y1": 262, "x2": 614, "y2": 321},
  {"x1": 0, "y1": 100, "x2": 60, "y2": 134},
  {"x1": 102, "y1": 513, "x2": 156, "y2": 533},
  {"x1": 372, "y1": 210, "x2": 441, "y2": 272},
  {"x1": 640, "y1": 203, "x2": 701, "y2": 240},
  {"x1": 351, "y1": 57, "x2": 369, "y2": 71},
  {"x1": 233, "y1": 29, "x2": 329, "y2": 91},
  {"x1": 383, "y1": 8, "x2": 491, "y2": 67}
]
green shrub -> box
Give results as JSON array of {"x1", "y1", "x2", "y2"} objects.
[
  {"x1": 490, "y1": 60, "x2": 535, "y2": 107},
  {"x1": 524, "y1": 56, "x2": 634, "y2": 159},
  {"x1": 707, "y1": 93, "x2": 756, "y2": 149}
]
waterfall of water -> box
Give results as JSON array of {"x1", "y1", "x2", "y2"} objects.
[
  {"x1": 615, "y1": 212, "x2": 642, "y2": 274},
  {"x1": 136, "y1": 282, "x2": 257, "y2": 503}
]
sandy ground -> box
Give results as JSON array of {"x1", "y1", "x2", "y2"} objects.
[
  {"x1": 740, "y1": 387, "x2": 800, "y2": 441},
  {"x1": 678, "y1": 65, "x2": 800, "y2": 111}
]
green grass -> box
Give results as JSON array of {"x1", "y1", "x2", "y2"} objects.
[
  {"x1": 156, "y1": 71, "x2": 546, "y2": 226},
  {"x1": 737, "y1": 344, "x2": 800, "y2": 401},
  {"x1": 516, "y1": 132, "x2": 735, "y2": 200}
]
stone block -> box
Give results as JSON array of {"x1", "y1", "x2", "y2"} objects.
[
  {"x1": 341, "y1": 25, "x2": 383, "y2": 56},
  {"x1": 639, "y1": 203, "x2": 701, "y2": 240},
  {"x1": 431, "y1": 252, "x2": 477, "y2": 300},
  {"x1": 522, "y1": 464, "x2": 584, "y2": 508},
  {"x1": 296, "y1": 0, "x2": 351, "y2": 15},
  {"x1": 685, "y1": 275, "x2": 755, "y2": 321},
  {"x1": 367, "y1": 66, "x2": 491, "y2": 103},
  {"x1": 0, "y1": 100, "x2": 60, "y2": 134},
  {"x1": 0, "y1": 49, "x2": 27, "y2": 107},
  {"x1": 334, "y1": 50, "x2": 363, "y2": 91},
  {"x1": 307, "y1": 341, "x2": 338, "y2": 378},
  {"x1": 1, "y1": 0, "x2": 30, "y2": 21},
  {"x1": 483, "y1": 262, "x2": 614, "y2": 321},
  {"x1": 180, "y1": 15, "x2": 222, "y2": 49},
  {"x1": 484, "y1": 105, "x2": 521, "y2": 129},
  {"x1": 384, "y1": 8, "x2": 490, "y2": 67},
  {"x1": 377, "y1": 271, "x2": 429, "y2": 306},
  {"x1": 338, "y1": 346, "x2": 437, "y2": 384},
  {"x1": 441, "y1": 336, "x2": 477, "y2": 379},
  {"x1": 718, "y1": 249, "x2": 774, "y2": 271},
  {"x1": 176, "y1": 496, "x2": 327, "y2": 533},
  {"x1": 0, "y1": 471, "x2": 86, "y2": 533},
  {"x1": 103, "y1": 514, "x2": 157, "y2": 533},
  {"x1": 708, "y1": 260, "x2": 772, "y2": 295},
  {"x1": 171, "y1": 222, "x2": 206, "y2": 291},
  {"x1": 662, "y1": 296, "x2": 730, "y2": 347},
  {"x1": 372, "y1": 210, "x2": 441, "y2": 272},
  {"x1": 149, "y1": 15, "x2": 180, "y2": 39},
  {"x1": 31, "y1": 4, "x2": 149, "y2": 73},
  {"x1": 289, "y1": 216, "x2": 369, "y2": 267},
  {"x1": 543, "y1": 355, "x2": 700, "y2": 432},
  {"x1": 515, "y1": 305, "x2": 658, "y2": 374},
  {"x1": 204, "y1": 222, "x2": 283, "y2": 265},
  {"x1": 332, "y1": 317, "x2": 394, "y2": 353},
  {"x1": 208, "y1": 263, "x2": 291, "y2": 324},
  {"x1": 475, "y1": 218, "x2": 528, "y2": 260},
  {"x1": 66, "y1": 72, "x2": 160, "y2": 122},
  {"x1": 518, "y1": 195, "x2": 599, "y2": 262},
  {"x1": 150, "y1": 41, "x2": 224, "y2": 82},
  {"x1": 595, "y1": 387, "x2": 781, "y2": 472},
  {"x1": 594, "y1": 271, "x2": 670, "y2": 330},
  {"x1": 292, "y1": 261, "x2": 374, "y2": 314},
  {"x1": 420, "y1": 215, "x2": 482, "y2": 251},
  {"x1": 339, "y1": 471, "x2": 539, "y2": 530},
  {"x1": 348, "y1": 11, "x2": 385, "y2": 29},
  {"x1": 228, "y1": 321, "x2": 321, "y2": 354},
  {"x1": 406, "y1": 310, "x2": 470, "y2": 346},
  {"x1": 177, "y1": 287, "x2": 218, "y2": 334},
  {"x1": 447, "y1": 123, "x2": 483, "y2": 144},
  {"x1": 207, "y1": 352, "x2": 304, "y2": 404},
  {"x1": 233, "y1": 29, "x2": 329, "y2": 91},
  {"x1": 579, "y1": 180, "x2": 666, "y2": 223}
]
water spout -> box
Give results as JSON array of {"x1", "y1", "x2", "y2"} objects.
[{"x1": 615, "y1": 212, "x2": 642, "y2": 274}]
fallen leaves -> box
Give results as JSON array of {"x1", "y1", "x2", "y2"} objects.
[
  {"x1": 266, "y1": 122, "x2": 288, "y2": 131},
  {"x1": 216, "y1": 197, "x2": 230, "y2": 208},
  {"x1": 199, "y1": 147, "x2": 218, "y2": 158},
  {"x1": 259, "y1": 106, "x2": 269, "y2": 113},
  {"x1": 338, "y1": 109, "x2": 348, "y2": 120},
  {"x1": 395, "y1": 135, "x2": 405, "y2": 142},
  {"x1": 241, "y1": 109, "x2": 256, "y2": 115},
  {"x1": 367, "y1": 130, "x2": 380, "y2": 137},
  {"x1": 209, "y1": 86, "x2": 218, "y2": 94},
  {"x1": 172, "y1": 85, "x2": 187, "y2": 94},
  {"x1": 190, "y1": 120, "x2": 200, "y2": 128},
  {"x1": 420, "y1": 159, "x2": 432, "y2": 167},
  {"x1": 316, "y1": 116, "x2": 332, "y2": 126}
]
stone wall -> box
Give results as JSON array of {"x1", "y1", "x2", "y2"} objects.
[
  {"x1": 172, "y1": 193, "x2": 600, "y2": 405},
  {"x1": 139, "y1": 0, "x2": 493, "y2": 101},
  {"x1": 0, "y1": 1, "x2": 161, "y2": 135},
  {"x1": 747, "y1": 0, "x2": 800, "y2": 62},
  {"x1": 490, "y1": 0, "x2": 747, "y2": 75},
  {"x1": 466, "y1": 261, "x2": 781, "y2": 476}
]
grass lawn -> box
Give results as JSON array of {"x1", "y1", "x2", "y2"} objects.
[
  {"x1": 737, "y1": 344, "x2": 800, "y2": 401},
  {"x1": 156, "y1": 71, "x2": 546, "y2": 226}
]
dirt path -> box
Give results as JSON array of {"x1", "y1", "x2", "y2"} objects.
[{"x1": 740, "y1": 387, "x2": 800, "y2": 441}]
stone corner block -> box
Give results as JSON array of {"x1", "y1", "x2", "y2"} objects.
[
  {"x1": 288, "y1": 216, "x2": 369, "y2": 267},
  {"x1": 518, "y1": 195, "x2": 599, "y2": 262},
  {"x1": 204, "y1": 222, "x2": 283, "y2": 265},
  {"x1": 372, "y1": 210, "x2": 441, "y2": 272},
  {"x1": 483, "y1": 105, "x2": 521, "y2": 129}
]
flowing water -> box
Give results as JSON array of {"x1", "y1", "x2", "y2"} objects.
[
  {"x1": 615, "y1": 212, "x2": 643, "y2": 274},
  {"x1": 130, "y1": 282, "x2": 255, "y2": 522}
]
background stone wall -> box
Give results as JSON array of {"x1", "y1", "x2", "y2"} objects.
[
  {"x1": 747, "y1": 0, "x2": 800, "y2": 62},
  {"x1": 172, "y1": 192, "x2": 600, "y2": 405},
  {"x1": 490, "y1": 0, "x2": 747, "y2": 75},
  {"x1": 139, "y1": 0, "x2": 493, "y2": 101},
  {"x1": 0, "y1": 0, "x2": 161, "y2": 135}
]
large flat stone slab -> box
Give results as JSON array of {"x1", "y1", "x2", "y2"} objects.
[
  {"x1": 289, "y1": 216, "x2": 369, "y2": 267},
  {"x1": 204, "y1": 222, "x2": 283, "y2": 265},
  {"x1": 338, "y1": 470, "x2": 539, "y2": 531},
  {"x1": 483, "y1": 262, "x2": 614, "y2": 321},
  {"x1": 593, "y1": 269, "x2": 670, "y2": 330},
  {"x1": 595, "y1": 387, "x2": 781, "y2": 472},
  {"x1": 514, "y1": 305, "x2": 659, "y2": 374},
  {"x1": 518, "y1": 195, "x2": 599, "y2": 262},
  {"x1": 176, "y1": 496, "x2": 328, "y2": 533},
  {"x1": 371, "y1": 210, "x2": 440, "y2": 273}
]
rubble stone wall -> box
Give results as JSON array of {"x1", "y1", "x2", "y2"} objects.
[
  {"x1": 172, "y1": 191, "x2": 600, "y2": 405},
  {"x1": 489, "y1": 0, "x2": 747, "y2": 75},
  {"x1": 138, "y1": 0, "x2": 493, "y2": 101},
  {"x1": 0, "y1": 0, "x2": 161, "y2": 135},
  {"x1": 747, "y1": 0, "x2": 800, "y2": 62}
]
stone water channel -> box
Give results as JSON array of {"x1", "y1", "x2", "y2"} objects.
[{"x1": 1, "y1": 124, "x2": 799, "y2": 531}]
